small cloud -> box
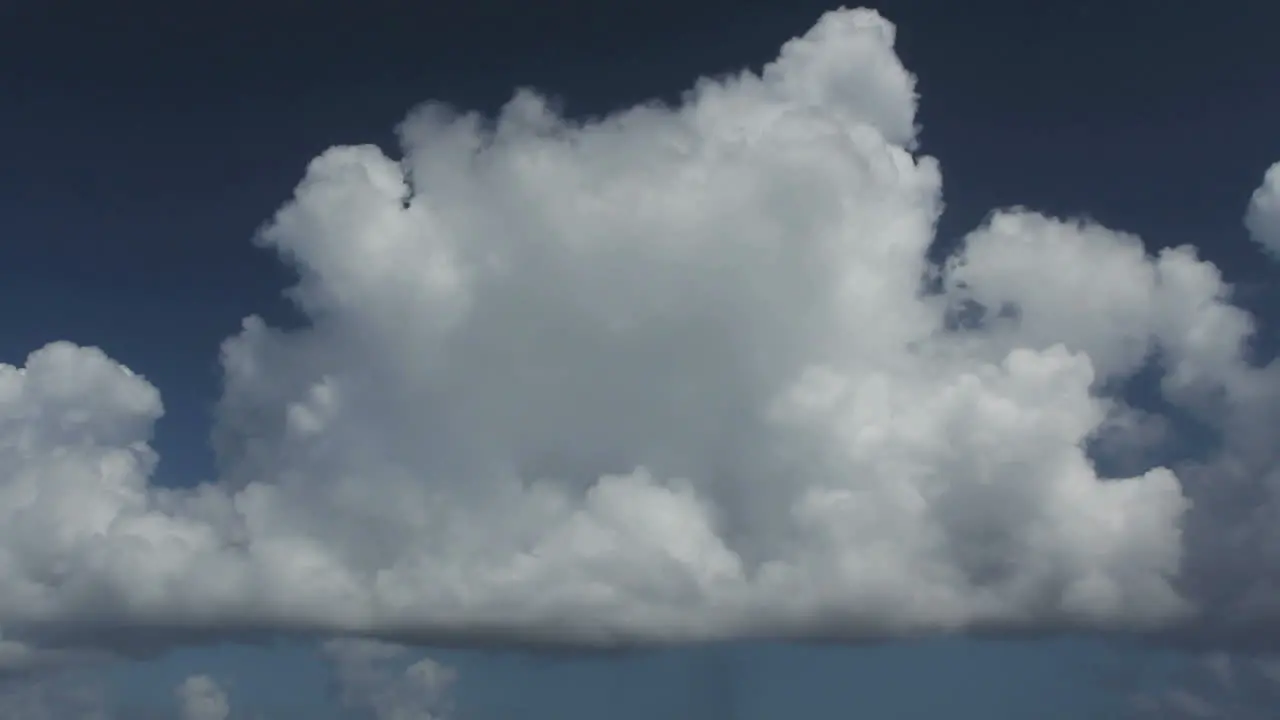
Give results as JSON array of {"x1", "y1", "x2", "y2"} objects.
[
  {"x1": 1245, "y1": 162, "x2": 1280, "y2": 259},
  {"x1": 175, "y1": 675, "x2": 230, "y2": 720},
  {"x1": 1124, "y1": 652, "x2": 1280, "y2": 719},
  {"x1": 0, "y1": 668, "x2": 112, "y2": 720},
  {"x1": 323, "y1": 639, "x2": 457, "y2": 719}
]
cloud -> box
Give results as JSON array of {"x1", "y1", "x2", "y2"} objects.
[
  {"x1": 1126, "y1": 652, "x2": 1280, "y2": 719},
  {"x1": 176, "y1": 675, "x2": 230, "y2": 720},
  {"x1": 0, "y1": 668, "x2": 112, "y2": 720},
  {"x1": 0, "y1": 6, "x2": 1278, "y2": 662},
  {"x1": 0, "y1": 667, "x2": 234, "y2": 720},
  {"x1": 323, "y1": 640, "x2": 456, "y2": 720},
  {"x1": 0, "y1": 633, "x2": 95, "y2": 675},
  {"x1": 1246, "y1": 162, "x2": 1280, "y2": 258}
]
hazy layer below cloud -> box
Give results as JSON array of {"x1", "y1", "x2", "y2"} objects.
[{"x1": 1, "y1": 7, "x2": 1279, "y2": 661}]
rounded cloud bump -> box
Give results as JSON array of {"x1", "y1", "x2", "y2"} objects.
[
  {"x1": 2, "y1": 7, "x2": 1279, "y2": 658},
  {"x1": 1246, "y1": 162, "x2": 1280, "y2": 258}
]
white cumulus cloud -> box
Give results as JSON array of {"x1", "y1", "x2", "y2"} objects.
[
  {"x1": 324, "y1": 640, "x2": 456, "y2": 720},
  {"x1": 0, "y1": 6, "x2": 1279, "y2": 663},
  {"x1": 1245, "y1": 162, "x2": 1280, "y2": 258},
  {"x1": 176, "y1": 675, "x2": 230, "y2": 720}
]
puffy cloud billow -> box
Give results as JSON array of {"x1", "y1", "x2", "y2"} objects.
[
  {"x1": 175, "y1": 675, "x2": 230, "y2": 720},
  {"x1": 324, "y1": 640, "x2": 456, "y2": 720},
  {"x1": 1246, "y1": 162, "x2": 1280, "y2": 259},
  {"x1": 2, "y1": 7, "x2": 1280, "y2": 661}
]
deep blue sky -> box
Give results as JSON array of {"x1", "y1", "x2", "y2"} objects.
[{"x1": 2, "y1": 1, "x2": 1279, "y2": 717}]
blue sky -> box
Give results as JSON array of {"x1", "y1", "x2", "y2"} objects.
[{"x1": 2, "y1": 1, "x2": 1280, "y2": 718}]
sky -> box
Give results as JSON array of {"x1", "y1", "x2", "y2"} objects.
[{"x1": 2, "y1": 1, "x2": 1280, "y2": 718}]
